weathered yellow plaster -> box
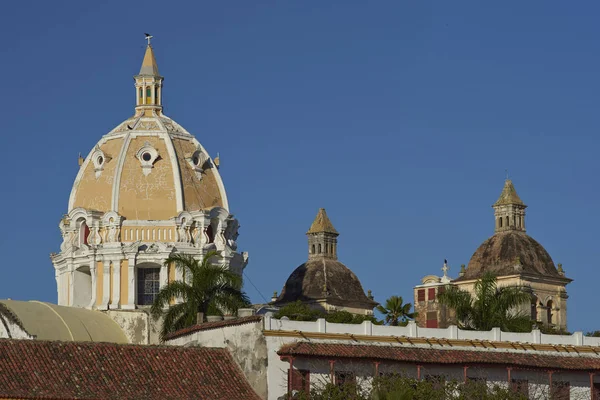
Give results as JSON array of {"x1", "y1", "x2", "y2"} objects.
[
  {"x1": 118, "y1": 136, "x2": 177, "y2": 220},
  {"x1": 73, "y1": 138, "x2": 123, "y2": 212},
  {"x1": 172, "y1": 138, "x2": 224, "y2": 211},
  {"x1": 120, "y1": 260, "x2": 128, "y2": 306},
  {"x1": 108, "y1": 262, "x2": 113, "y2": 306}
]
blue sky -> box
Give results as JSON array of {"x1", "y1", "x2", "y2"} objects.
[{"x1": 0, "y1": 1, "x2": 599, "y2": 332}]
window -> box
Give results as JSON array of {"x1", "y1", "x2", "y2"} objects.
[
  {"x1": 547, "y1": 300, "x2": 554, "y2": 325},
  {"x1": 146, "y1": 87, "x2": 152, "y2": 97},
  {"x1": 139, "y1": 87, "x2": 143, "y2": 98},
  {"x1": 499, "y1": 217, "x2": 503, "y2": 227},
  {"x1": 311, "y1": 244, "x2": 315, "y2": 254},
  {"x1": 137, "y1": 268, "x2": 160, "y2": 305},
  {"x1": 428, "y1": 288, "x2": 436, "y2": 301},
  {"x1": 335, "y1": 371, "x2": 355, "y2": 387},
  {"x1": 417, "y1": 289, "x2": 425, "y2": 302},
  {"x1": 551, "y1": 381, "x2": 570, "y2": 400},
  {"x1": 318, "y1": 244, "x2": 322, "y2": 253},
  {"x1": 425, "y1": 375, "x2": 445, "y2": 391},
  {"x1": 289, "y1": 369, "x2": 310, "y2": 393},
  {"x1": 426, "y1": 311, "x2": 438, "y2": 328},
  {"x1": 79, "y1": 221, "x2": 89, "y2": 246},
  {"x1": 511, "y1": 379, "x2": 528, "y2": 396},
  {"x1": 206, "y1": 224, "x2": 214, "y2": 243},
  {"x1": 593, "y1": 382, "x2": 600, "y2": 400}
]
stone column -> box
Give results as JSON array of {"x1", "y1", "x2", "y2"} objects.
[
  {"x1": 123, "y1": 255, "x2": 136, "y2": 309},
  {"x1": 100, "y1": 259, "x2": 111, "y2": 310},
  {"x1": 110, "y1": 259, "x2": 121, "y2": 309}
]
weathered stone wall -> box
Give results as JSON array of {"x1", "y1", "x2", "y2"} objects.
[
  {"x1": 167, "y1": 321, "x2": 268, "y2": 399},
  {"x1": 106, "y1": 309, "x2": 163, "y2": 345}
]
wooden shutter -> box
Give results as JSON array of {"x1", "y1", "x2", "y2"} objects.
[
  {"x1": 428, "y1": 288, "x2": 436, "y2": 301},
  {"x1": 417, "y1": 289, "x2": 425, "y2": 302}
]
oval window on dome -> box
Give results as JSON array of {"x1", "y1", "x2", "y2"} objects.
[
  {"x1": 97, "y1": 155, "x2": 104, "y2": 165},
  {"x1": 142, "y1": 152, "x2": 152, "y2": 162}
]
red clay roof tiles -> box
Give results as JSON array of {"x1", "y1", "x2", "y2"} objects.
[
  {"x1": 0, "y1": 339, "x2": 261, "y2": 400},
  {"x1": 278, "y1": 342, "x2": 600, "y2": 371}
]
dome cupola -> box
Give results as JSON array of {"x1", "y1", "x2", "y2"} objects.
[{"x1": 274, "y1": 209, "x2": 377, "y2": 315}]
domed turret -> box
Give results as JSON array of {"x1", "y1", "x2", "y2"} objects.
[
  {"x1": 51, "y1": 39, "x2": 247, "y2": 316},
  {"x1": 273, "y1": 209, "x2": 377, "y2": 315},
  {"x1": 453, "y1": 179, "x2": 571, "y2": 330}
]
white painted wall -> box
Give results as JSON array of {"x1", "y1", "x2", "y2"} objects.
[
  {"x1": 265, "y1": 316, "x2": 600, "y2": 347},
  {"x1": 0, "y1": 316, "x2": 34, "y2": 340}
]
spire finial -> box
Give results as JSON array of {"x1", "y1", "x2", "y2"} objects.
[{"x1": 145, "y1": 33, "x2": 153, "y2": 46}]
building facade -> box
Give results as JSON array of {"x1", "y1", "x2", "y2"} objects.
[
  {"x1": 49, "y1": 42, "x2": 247, "y2": 343},
  {"x1": 415, "y1": 179, "x2": 571, "y2": 331},
  {"x1": 166, "y1": 313, "x2": 600, "y2": 400}
]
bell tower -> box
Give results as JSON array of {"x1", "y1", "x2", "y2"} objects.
[
  {"x1": 135, "y1": 35, "x2": 163, "y2": 114},
  {"x1": 493, "y1": 179, "x2": 527, "y2": 233},
  {"x1": 307, "y1": 208, "x2": 338, "y2": 260}
]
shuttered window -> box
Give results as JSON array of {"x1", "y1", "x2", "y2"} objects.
[
  {"x1": 428, "y1": 288, "x2": 436, "y2": 301},
  {"x1": 289, "y1": 369, "x2": 310, "y2": 393}
]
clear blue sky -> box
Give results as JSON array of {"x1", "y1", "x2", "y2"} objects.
[{"x1": 1, "y1": 1, "x2": 599, "y2": 332}]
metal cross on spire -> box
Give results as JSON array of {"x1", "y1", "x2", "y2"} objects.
[{"x1": 144, "y1": 33, "x2": 153, "y2": 46}]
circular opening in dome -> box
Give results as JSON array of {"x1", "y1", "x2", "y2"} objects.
[
  {"x1": 97, "y1": 156, "x2": 104, "y2": 165},
  {"x1": 192, "y1": 155, "x2": 200, "y2": 166},
  {"x1": 142, "y1": 152, "x2": 152, "y2": 162}
]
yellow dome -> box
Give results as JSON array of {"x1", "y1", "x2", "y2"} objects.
[{"x1": 68, "y1": 113, "x2": 228, "y2": 220}]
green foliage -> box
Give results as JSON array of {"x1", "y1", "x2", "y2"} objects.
[
  {"x1": 437, "y1": 272, "x2": 533, "y2": 332},
  {"x1": 376, "y1": 296, "x2": 416, "y2": 326},
  {"x1": 274, "y1": 301, "x2": 324, "y2": 321},
  {"x1": 538, "y1": 324, "x2": 571, "y2": 335},
  {"x1": 305, "y1": 375, "x2": 528, "y2": 400},
  {"x1": 150, "y1": 251, "x2": 250, "y2": 341},
  {"x1": 586, "y1": 330, "x2": 600, "y2": 337},
  {"x1": 274, "y1": 301, "x2": 382, "y2": 324}
]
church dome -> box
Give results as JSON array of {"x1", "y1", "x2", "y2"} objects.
[
  {"x1": 68, "y1": 44, "x2": 227, "y2": 220},
  {"x1": 69, "y1": 113, "x2": 227, "y2": 220},
  {"x1": 275, "y1": 258, "x2": 377, "y2": 309},
  {"x1": 458, "y1": 230, "x2": 564, "y2": 281},
  {"x1": 455, "y1": 179, "x2": 570, "y2": 283},
  {"x1": 273, "y1": 209, "x2": 377, "y2": 311}
]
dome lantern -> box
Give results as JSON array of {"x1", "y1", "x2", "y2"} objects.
[
  {"x1": 493, "y1": 179, "x2": 527, "y2": 233},
  {"x1": 134, "y1": 36, "x2": 163, "y2": 114},
  {"x1": 306, "y1": 208, "x2": 339, "y2": 260}
]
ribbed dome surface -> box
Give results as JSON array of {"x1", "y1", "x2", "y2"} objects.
[
  {"x1": 456, "y1": 230, "x2": 568, "y2": 281},
  {"x1": 275, "y1": 259, "x2": 377, "y2": 309},
  {"x1": 68, "y1": 114, "x2": 228, "y2": 220}
]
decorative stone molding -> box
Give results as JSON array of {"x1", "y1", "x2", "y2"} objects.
[
  {"x1": 135, "y1": 142, "x2": 159, "y2": 176},
  {"x1": 90, "y1": 145, "x2": 112, "y2": 179},
  {"x1": 185, "y1": 147, "x2": 209, "y2": 180}
]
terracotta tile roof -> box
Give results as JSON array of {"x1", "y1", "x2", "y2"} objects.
[
  {"x1": 0, "y1": 339, "x2": 261, "y2": 400},
  {"x1": 164, "y1": 315, "x2": 262, "y2": 341},
  {"x1": 278, "y1": 342, "x2": 600, "y2": 371}
]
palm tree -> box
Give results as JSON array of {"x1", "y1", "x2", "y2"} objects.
[
  {"x1": 376, "y1": 296, "x2": 417, "y2": 326},
  {"x1": 437, "y1": 272, "x2": 533, "y2": 332},
  {"x1": 151, "y1": 251, "x2": 250, "y2": 340}
]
